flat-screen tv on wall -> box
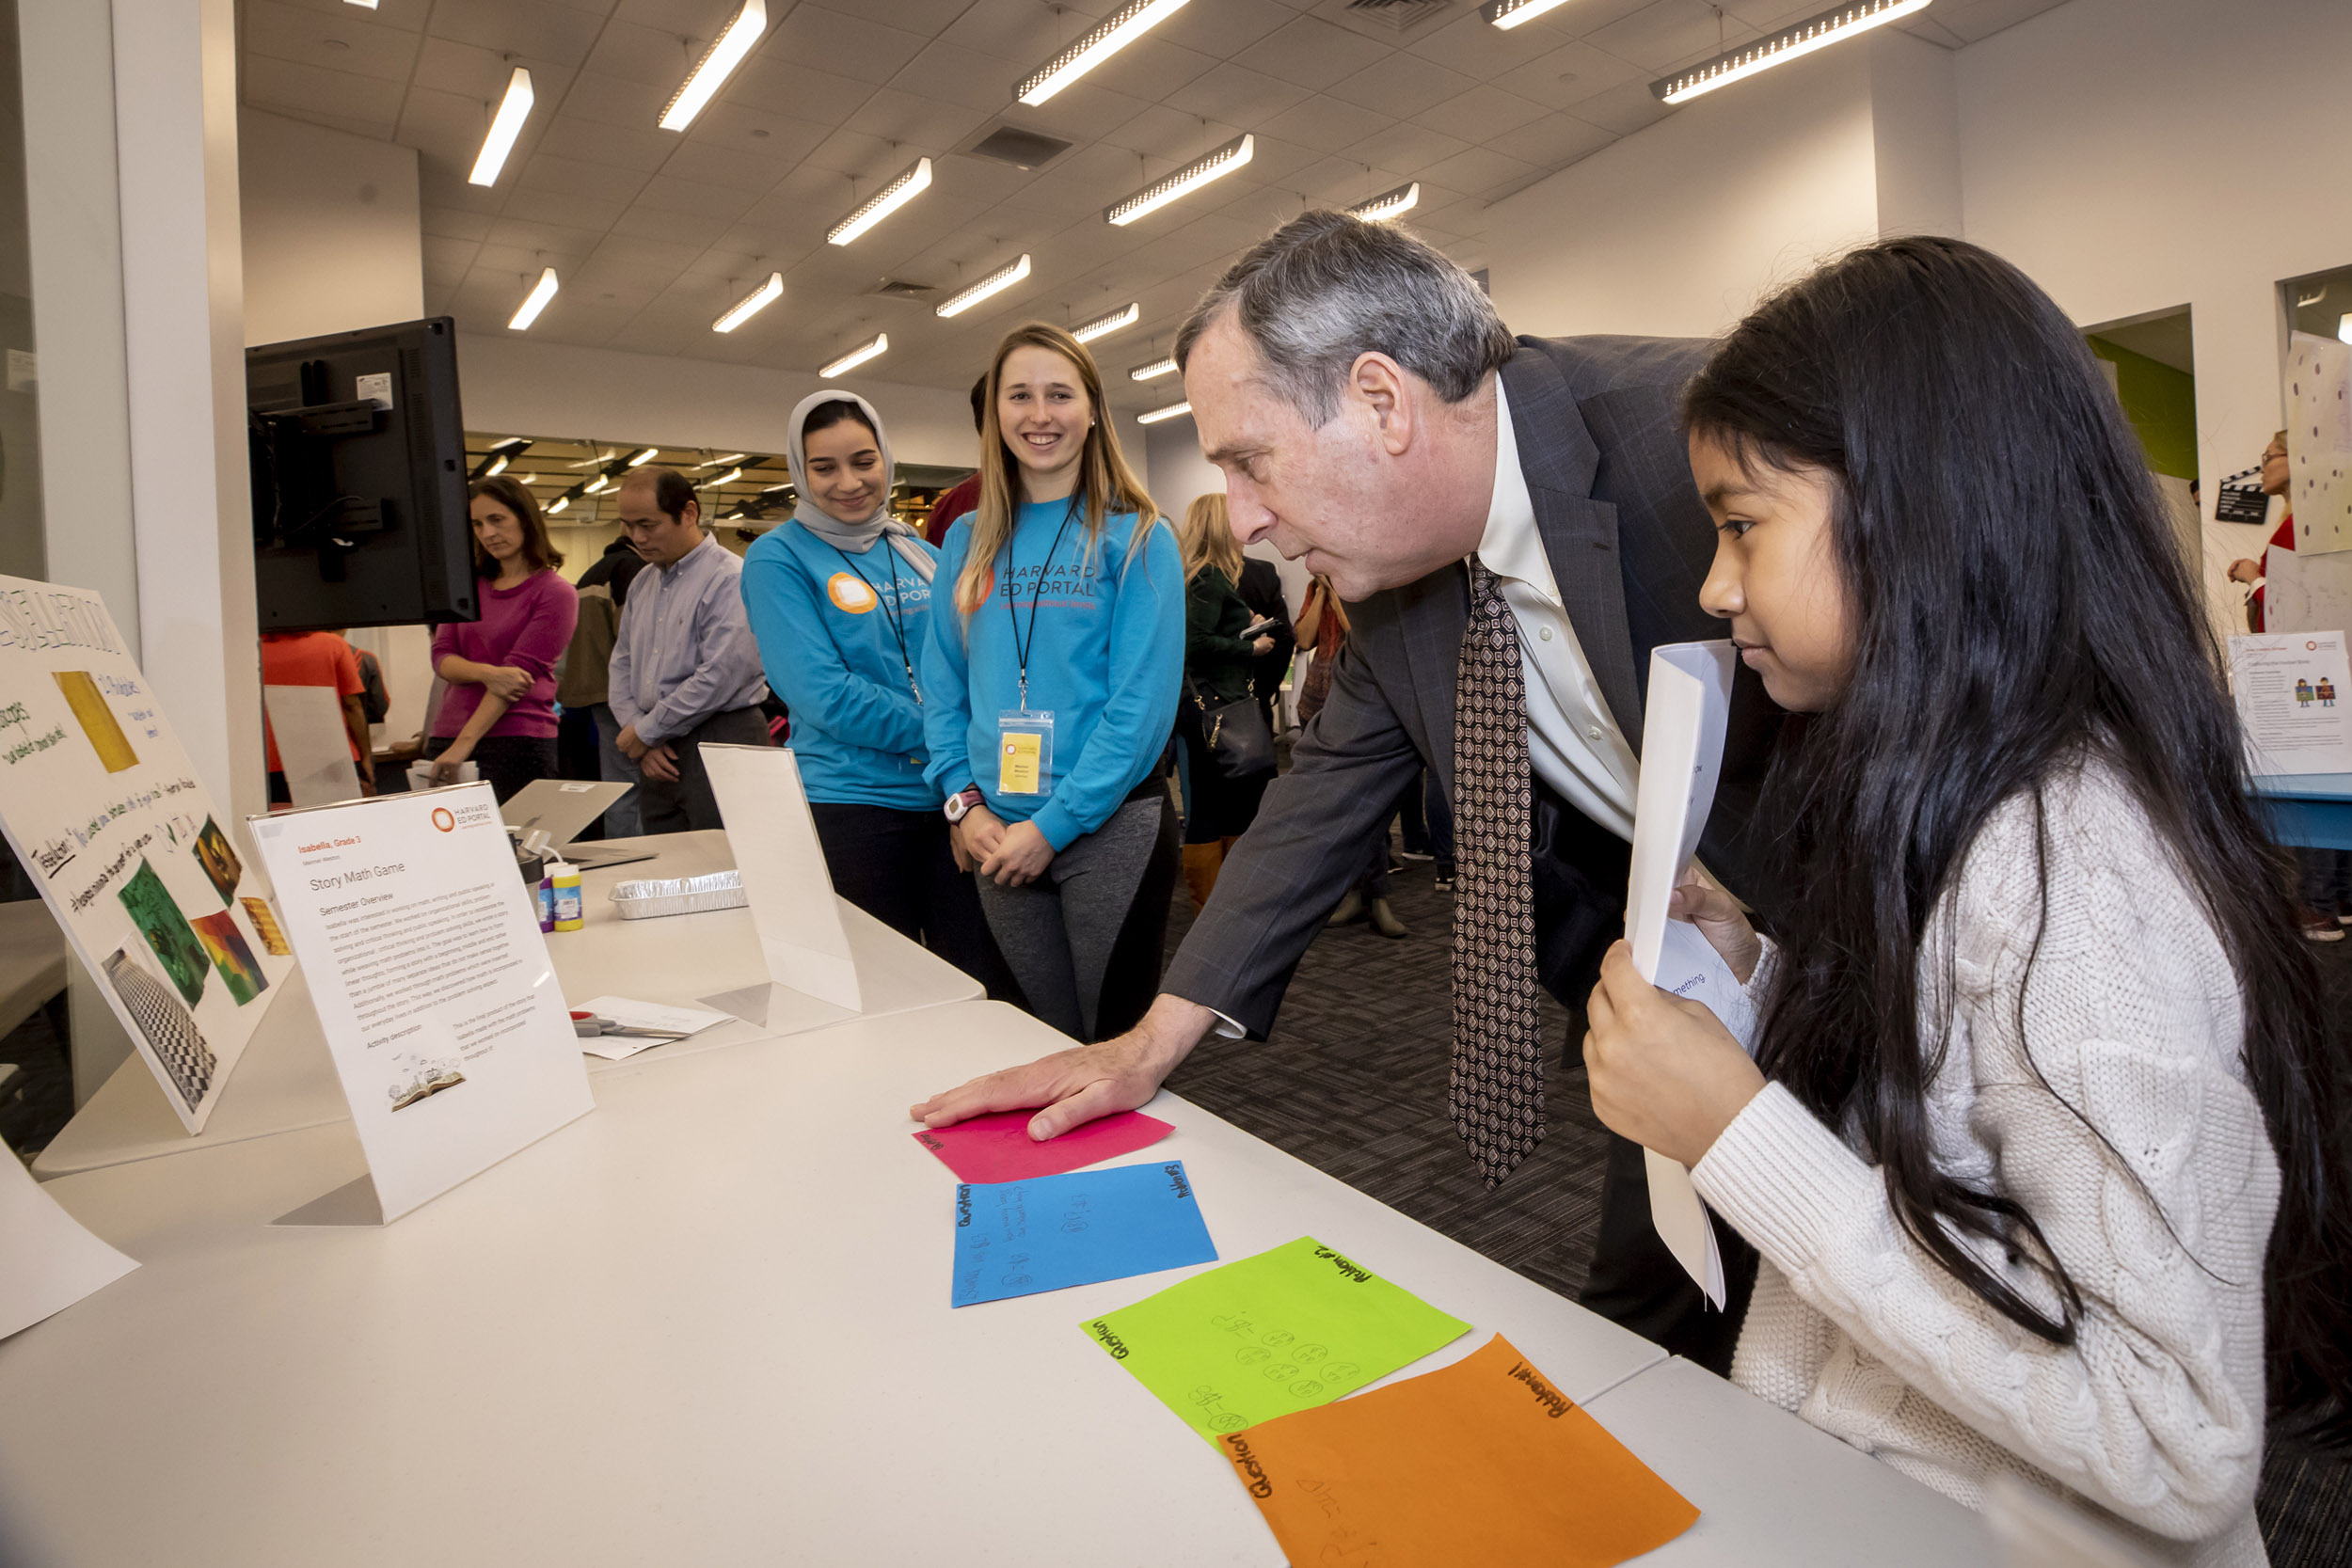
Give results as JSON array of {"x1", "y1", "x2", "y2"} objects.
[{"x1": 246, "y1": 316, "x2": 474, "y2": 632}]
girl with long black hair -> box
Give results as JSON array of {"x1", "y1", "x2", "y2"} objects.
[{"x1": 1584, "y1": 236, "x2": 2350, "y2": 1564}]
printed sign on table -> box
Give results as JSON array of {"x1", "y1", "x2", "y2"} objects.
[
  {"x1": 0, "y1": 574, "x2": 292, "y2": 1132},
  {"x1": 248, "y1": 784, "x2": 594, "y2": 1222},
  {"x1": 2231, "y1": 632, "x2": 2352, "y2": 776}
]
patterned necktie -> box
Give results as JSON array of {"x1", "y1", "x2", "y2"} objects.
[{"x1": 1449, "y1": 560, "x2": 1543, "y2": 1188}]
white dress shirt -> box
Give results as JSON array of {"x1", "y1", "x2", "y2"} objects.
[{"x1": 1474, "y1": 380, "x2": 1641, "y2": 842}]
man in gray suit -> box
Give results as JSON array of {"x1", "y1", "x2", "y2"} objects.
[{"x1": 914, "y1": 211, "x2": 1781, "y2": 1370}]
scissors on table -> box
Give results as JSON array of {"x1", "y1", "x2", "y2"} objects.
[{"x1": 568, "y1": 1011, "x2": 690, "y2": 1040}]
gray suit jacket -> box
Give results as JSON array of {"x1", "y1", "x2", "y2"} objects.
[{"x1": 1160, "y1": 334, "x2": 1783, "y2": 1035}]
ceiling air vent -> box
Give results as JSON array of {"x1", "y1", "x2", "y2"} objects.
[
  {"x1": 1342, "y1": 0, "x2": 1452, "y2": 30},
  {"x1": 967, "y1": 124, "x2": 1072, "y2": 171},
  {"x1": 867, "y1": 278, "x2": 936, "y2": 301}
]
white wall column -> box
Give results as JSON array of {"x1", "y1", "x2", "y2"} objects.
[{"x1": 110, "y1": 0, "x2": 259, "y2": 827}]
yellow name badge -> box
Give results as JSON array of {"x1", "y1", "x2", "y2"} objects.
[{"x1": 998, "y1": 730, "x2": 1042, "y2": 795}]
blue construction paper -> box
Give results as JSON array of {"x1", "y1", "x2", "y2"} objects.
[{"x1": 952, "y1": 1160, "x2": 1217, "y2": 1307}]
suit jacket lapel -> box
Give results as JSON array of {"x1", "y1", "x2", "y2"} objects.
[{"x1": 1497, "y1": 348, "x2": 1645, "y2": 752}]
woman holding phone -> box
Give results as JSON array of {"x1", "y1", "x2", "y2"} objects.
[
  {"x1": 740, "y1": 390, "x2": 998, "y2": 990},
  {"x1": 425, "y1": 476, "x2": 579, "y2": 801},
  {"x1": 921, "y1": 323, "x2": 1185, "y2": 1042}
]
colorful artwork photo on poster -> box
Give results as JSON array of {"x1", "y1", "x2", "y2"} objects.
[
  {"x1": 190, "y1": 910, "x2": 269, "y2": 1006},
  {"x1": 241, "y1": 895, "x2": 292, "y2": 958},
  {"x1": 116, "y1": 857, "x2": 207, "y2": 1007},
  {"x1": 102, "y1": 948, "x2": 216, "y2": 1113},
  {"x1": 52, "y1": 671, "x2": 138, "y2": 773},
  {"x1": 191, "y1": 816, "x2": 243, "y2": 907}
]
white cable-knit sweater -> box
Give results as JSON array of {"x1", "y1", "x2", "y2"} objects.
[{"x1": 1690, "y1": 762, "x2": 2279, "y2": 1567}]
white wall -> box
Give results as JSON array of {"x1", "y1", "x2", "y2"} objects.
[
  {"x1": 238, "y1": 108, "x2": 421, "y2": 347},
  {"x1": 1145, "y1": 413, "x2": 1307, "y2": 614}
]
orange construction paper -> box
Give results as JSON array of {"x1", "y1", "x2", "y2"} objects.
[{"x1": 1218, "y1": 1334, "x2": 1699, "y2": 1568}]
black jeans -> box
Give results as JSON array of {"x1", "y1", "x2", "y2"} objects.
[
  {"x1": 809, "y1": 801, "x2": 1016, "y2": 1001},
  {"x1": 1525, "y1": 777, "x2": 1760, "y2": 1375},
  {"x1": 632, "y1": 708, "x2": 771, "y2": 833},
  {"x1": 421, "y1": 733, "x2": 558, "y2": 805}
]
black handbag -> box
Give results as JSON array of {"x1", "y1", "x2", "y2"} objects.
[{"x1": 1193, "y1": 689, "x2": 1275, "y2": 779}]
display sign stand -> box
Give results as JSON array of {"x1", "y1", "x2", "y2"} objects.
[
  {"x1": 247, "y1": 783, "x2": 596, "y2": 1224},
  {"x1": 0, "y1": 574, "x2": 294, "y2": 1136},
  {"x1": 2231, "y1": 631, "x2": 2352, "y2": 775},
  {"x1": 694, "y1": 746, "x2": 866, "y2": 1036}
]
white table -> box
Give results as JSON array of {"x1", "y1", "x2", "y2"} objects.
[
  {"x1": 32, "y1": 831, "x2": 982, "y2": 1180},
  {"x1": 0, "y1": 999, "x2": 1982, "y2": 1566}
]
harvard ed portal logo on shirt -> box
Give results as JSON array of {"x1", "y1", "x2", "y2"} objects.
[{"x1": 826, "y1": 573, "x2": 878, "y2": 614}]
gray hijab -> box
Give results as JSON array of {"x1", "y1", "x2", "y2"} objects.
[{"x1": 783, "y1": 388, "x2": 933, "y2": 582}]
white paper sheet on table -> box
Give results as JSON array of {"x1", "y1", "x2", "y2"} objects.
[
  {"x1": 1625, "y1": 641, "x2": 1752, "y2": 1309},
  {"x1": 1, "y1": 1140, "x2": 137, "y2": 1339},
  {"x1": 569, "y1": 995, "x2": 732, "y2": 1060},
  {"x1": 264, "y1": 684, "x2": 361, "y2": 808}
]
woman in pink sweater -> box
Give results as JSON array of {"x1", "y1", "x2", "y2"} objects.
[
  {"x1": 1584, "y1": 238, "x2": 2350, "y2": 1565},
  {"x1": 425, "y1": 475, "x2": 579, "y2": 802}
]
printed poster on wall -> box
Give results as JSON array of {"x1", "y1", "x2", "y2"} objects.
[
  {"x1": 2284, "y1": 332, "x2": 2352, "y2": 556},
  {"x1": 247, "y1": 784, "x2": 594, "y2": 1223},
  {"x1": 0, "y1": 574, "x2": 292, "y2": 1133},
  {"x1": 2230, "y1": 632, "x2": 2352, "y2": 776}
]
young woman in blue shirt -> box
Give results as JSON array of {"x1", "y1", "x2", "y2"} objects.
[
  {"x1": 740, "y1": 390, "x2": 999, "y2": 991},
  {"x1": 922, "y1": 323, "x2": 1186, "y2": 1042}
]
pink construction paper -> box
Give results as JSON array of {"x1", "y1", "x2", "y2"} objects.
[{"x1": 912, "y1": 1109, "x2": 1175, "y2": 1183}]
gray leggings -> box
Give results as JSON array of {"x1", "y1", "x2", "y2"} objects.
[{"x1": 975, "y1": 789, "x2": 1179, "y2": 1042}]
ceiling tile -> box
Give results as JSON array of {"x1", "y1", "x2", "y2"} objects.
[
  {"x1": 1483, "y1": 112, "x2": 1616, "y2": 171},
  {"x1": 630, "y1": 172, "x2": 760, "y2": 221},
  {"x1": 683, "y1": 102, "x2": 835, "y2": 162},
  {"x1": 935, "y1": 0, "x2": 1084, "y2": 65},
  {"x1": 1160, "y1": 61, "x2": 1314, "y2": 131},
  {"x1": 422, "y1": 234, "x2": 481, "y2": 284},
  {"x1": 728, "y1": 55, "x2": 883, "y2": 123},
  {"x1": 1405, "y1": 10, "x2": 1546, "y2": 78},
  {"x1": 558, "y1": 69, "x2": 680, "y2": 129},
  {"x1": 1062, "y1": 35, "x2": 1219, "y2": 106},
  {"x1": 1099, "y1": 103, "x2": 1237, "y2": 160},
  {"x1": 242, "y1": 56, "x2": 407, "y2": 130},
  {"x1": 580, "y1": 20, "x2": 700, "y2": 89},
  {"x1": 396, "y1": 86, "x2": 515, "y2": 181},
  {"x1": 1331, "y1": 120, "x2": 1469, "y2": 177},
  {"x1": 584, "y1": 231, "x2": 711, "y2": 279},
  {"x1": 1001, "y1": 81, "x2": 1153, "y2": 145},
  {"x1": 610, "y1": 204, "x2": 736, "y2": 247},
  {"x1": 1244, "y1": 16, "x2": 1393, "y2": 92},
  {"x1": 1255, "y1": 94, "x2": 1390, "y2": 156},
  {"x1": 1411, "y1": 87, "x2": 1549, "y2": 145},
  {"x1": 485, "y1": 215, "x2": 607, "y2": 259},
  {"x1": 1152, "y1": 0, "x2": 1293, "y2": 55},
  {"x1": 1585, "y1": 0, "x2": 1751, "y2": 73},
  {"x1": 659, "y1": 138, "x2": 790, "y2": 192},
  {"x1": 1490, "y1": 40, "x2": 1649, "y2": 111},
  {"x1": 803, "y1": 0, "x2": 973, "y2": 33},
  {"x1": 535, "y1": 113, "x2": 680, "y2": 173},
  {"x1": 1327, "y1": 53, "x2": 1475, "y2": 121},
  {"x1": 1567, "y1": 78, "x2": 1673, "y2": 137},
  {"x1": 517, "y1": 150, "x2": 657, "y2": 201},
  {"x1": 802, "y1": 125, "x2": 905, "y2": 179},
  {"x1": 245, "y1": 0, "x2": 421, "y2": 81},
  {"x1": 426, "y1": 0, "x2": 608, "y2": 67},
  {"x1": 501, "y1": 187, "x2": 634, "y2": 230},
  {"x1": 266, "y1": 0, "x2": 432, "y2": 34},
  {"x1": 611, "y1": 0, "x2": 747, "y2": 31},
  {"x1": 1415, "y1": 145, "x2": 1541, "y2": 201},
  {"x1": 886, "y1": 40, "x2": 1025, "y2": 114},
  {"x1": 839, "y1": 87, "x2": 989, "y2": 154},
  {"x1": 409, "y1": 35, "x2": 574, "y2": 103},
  {"x1": 422, "y1": 205, "x2": 497, "y2": 242},
  {"x1": 766, "y1": 6, "x2": 932, "y2": 84}
]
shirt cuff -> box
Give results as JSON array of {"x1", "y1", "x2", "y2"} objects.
[
  {"x1": 1690, "y1": 1080, "x2": 1879, "y2": 1277},
  {"x1": 1205, "y1": 1007, "x2": 1246, "y2": 1039},
  {"x1": 1031, "y1": 800, "x2": 1080, "y2": 853}
]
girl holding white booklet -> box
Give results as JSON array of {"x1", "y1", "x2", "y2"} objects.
[{"x1": 1582, "y1": 236, "x2": 2351, "y2": 1566}]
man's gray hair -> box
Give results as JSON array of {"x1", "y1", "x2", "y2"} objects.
[{"x1": 1175, "y1": 210, "x2": 1516, "y2": 428}]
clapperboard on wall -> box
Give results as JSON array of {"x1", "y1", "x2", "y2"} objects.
[{"x1": 2216, "y1": 465, "x2": 2270, "y2": 525}]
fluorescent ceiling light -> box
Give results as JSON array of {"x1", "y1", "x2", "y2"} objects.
[
  {"x1": 548, "y1": 495, "x2": 570, "y2": 514},
  {"x1": 828, "y1": 158, "x2": 932, "y2": 245},
  {"x1": 469, "y1": 67, "x2": 534, "y2": 187},
  {"x1": 1017, "y1": 0, "x2": 1190, "y2": 105},
  {"x1": 935, "y1": 254, "x2": 1032, "y2": 318},
  {"x1": 488, "y1": 436, "x2": 531, "y2": 453},
  {"x1": 1136, "y1": 402, "x2": 1191, "y2": 425},
  {"x1": 342, "y1": 0, "x2": 376, "y2": 8},
  {"x1": 712, "y1": 272, "x2": 784, "y2": 334},
  {"x1": 627, "y1": 447, "x2": 660, "y2": 467},
  {"x1": 1346, "y1": 182, "x2": 1420, "y2": 222},
  {"x1": 584, "y1": 476, "x2": 612, "y2": 495},
  {"x1": 820, "y1": 332, "x2": 890, "y2": 377},
  {"x1": 2338, "y1": 312, "x2": 2352, "y2": 345},
  {"x1": 701, "y1": 453, "x2": 749, "y2": 467},
  {"x1": 1480, "y1": 0, "x2": 1576, "y2": 27},
  {"x1": 708, "y1": 467, "x2": 742, "y2": 486},
  {"x1": 512, "y1": 473, "x2": 536, "y2": 487},
  {"x1": 1105, "y1": 135, "x2": 1250, "y2": 227},
  {"x1": 508, "y1": 267, "x2": 559, "y2": 330},
  {"x1": 1129, "y1": 356, "x2": 1178, "y2": 382},
  {"x1": 1651, "y1": 0, "x2": 1931, "y2": 104},
  {"x1": 1072, "y1": 303, "x2": 1139, "y2": 345},
  {"x1": 660, "y1": 0, "x2": 766, "y2": 132},
  {"x1": 483, "y1": 454, "x2": 510, "y2": 478}
]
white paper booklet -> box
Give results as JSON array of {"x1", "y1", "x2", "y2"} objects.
[
  {"x1": 1625, "y1": 640, "x2": 1753, "y2": 1309},
  {"x1": 248, "y1": 784, "x2": 594, "y2": 1222},
  {"x1": 0, "y1": 1145, "x2": 137, "y2": 1340},
  {"x1": 2230, "y1": 631, "x2": 2352, "y2": 775}
]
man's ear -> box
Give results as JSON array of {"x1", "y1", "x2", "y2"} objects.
[{"x1": 1349, "y1": 353, "x2": 1414, "y2": 457}]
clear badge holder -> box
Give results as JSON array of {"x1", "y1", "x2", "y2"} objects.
[{"x1": 996, "y1": 709, "x2": 1055, "y2": 797}]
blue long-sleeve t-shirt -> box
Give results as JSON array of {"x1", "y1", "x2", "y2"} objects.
[
  {"x1": 921, "y1": 500, "x2": 1184, "y2": 850},
  {"x1": 740, "y1": 522, "x2": 938, "y2": 811}
]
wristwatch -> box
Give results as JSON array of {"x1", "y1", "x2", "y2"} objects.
[{"x1": 943, "y1": 786, "x2": 985, "y2": 823}]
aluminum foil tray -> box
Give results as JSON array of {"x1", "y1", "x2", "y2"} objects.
[{"x1": 608, "y1": 870, "x2": 747, "y2": 920}]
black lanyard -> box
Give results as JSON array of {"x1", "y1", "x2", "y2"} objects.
[
  {"x1": 1004, "y1": 496, "x2": 1079, "y2": 711},
  {"x1": 822, "y1": 536, "x2": 921, "y2": 705}
]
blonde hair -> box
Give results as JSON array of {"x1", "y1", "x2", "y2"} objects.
[
  {"x1": 1180, "y1": 493, "x2": 1243, "y2": 585},
  {"x1": 954, "y1": 322, "x2": 1160, "y2": 616}
]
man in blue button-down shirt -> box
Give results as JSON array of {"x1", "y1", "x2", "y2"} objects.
[{"x1": 608, "y1": 467, "x2": 770, "y2": 833}]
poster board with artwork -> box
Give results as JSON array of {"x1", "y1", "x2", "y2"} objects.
[
  {"x1": 0, "y1": 575, "x2": 293, "y2": 1132},
  {"x1": 2284, "y1": 332, "x2": 2352, "y2": 556}
]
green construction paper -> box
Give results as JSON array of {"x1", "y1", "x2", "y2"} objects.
[{"x1": 1079, "y1": 1236, "x2": 1470, "y2": 1446}]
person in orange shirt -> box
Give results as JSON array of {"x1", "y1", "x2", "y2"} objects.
[{"x1": 261, "y1": 629, "x2": 375, "y2": 804}]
